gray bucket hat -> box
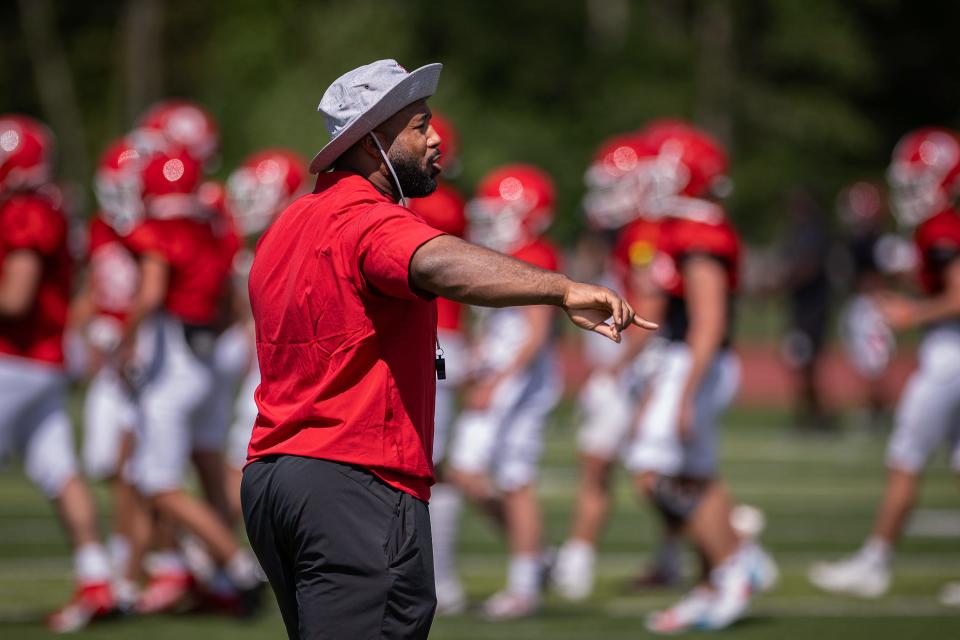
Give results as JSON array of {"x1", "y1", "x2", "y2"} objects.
[{"x1": 308, "y1": 59, "x2": 443, "y2": 174}]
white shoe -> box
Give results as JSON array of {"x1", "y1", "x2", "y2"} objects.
[
  {"x1": 939, "y1": 582, "x2": 960, "y2": 607},
  {"x1": 482, "y1": 591, "x2": 540, "y2": 620},
  {"x1": 698, "y1": 560, "x2": 752, "y2": 631},
  {"x1": 808, "y1": 551, "x2": 891, "y2": 598},
  {"x1": 434, "y1": 579, "x2": 466, "y2": 616},
  {"x1": 741, "y1": 544, "x2": 779, "y2": 593},
  {"x1": 645, "y1": 586, "x2": 715, "y2": 635},
  {"x1": 551, "y1": 542, "x2": 595, "y2": 601}
]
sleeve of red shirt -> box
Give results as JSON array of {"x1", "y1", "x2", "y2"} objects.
[
  {"x1": 356, "y1": 203, "x2": 446, "y2": 300},
  {"x1": 2, "y1": 197, "x2": 64, "y2": 257}
]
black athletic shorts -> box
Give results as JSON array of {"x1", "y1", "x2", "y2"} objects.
[{"x1": 241, "y1": 455, "x2": 436, "y2": 640}]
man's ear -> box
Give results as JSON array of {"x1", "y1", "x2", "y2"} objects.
[{"x1": 359, "y1": 133, "x2": 381, "y2": 160}]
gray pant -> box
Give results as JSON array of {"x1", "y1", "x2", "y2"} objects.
[{"x1": 242, "y1": 456, "x2": 436, "y2": 640}]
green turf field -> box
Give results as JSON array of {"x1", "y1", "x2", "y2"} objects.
[{"x1": 1, "y1": 405, "x2": 958, "y2": 639}]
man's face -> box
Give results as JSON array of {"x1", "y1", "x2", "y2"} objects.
[{"x1": 376, "y1": 100, "x2": 442, "y2": 198}]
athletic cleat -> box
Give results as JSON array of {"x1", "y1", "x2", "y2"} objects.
[
  {"x1": 697, "y1": 560, "x2": 752, "y2": 630},
  {"x1": 645, "y1": 586, "x2": 715, "y2": 635},
  {"x1": 481, "y1": 591, "x2": 541, "y2": 620},
  {"x1": 136, "y1": 570, "x2": 196, "y2": 614},
  {"x1": 939, "y1": 581, "x2": 960, "y2": 607},
  {"x1": 47, "y1": 581, "x2": 116, "y2": 633},
  {"x1": 808, "y1": 552, "x2": 891, "y2": 599}
]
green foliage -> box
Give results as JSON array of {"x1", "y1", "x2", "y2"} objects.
[{"x1": 3, "y1": 0, "x2": 960, "y2": 242}]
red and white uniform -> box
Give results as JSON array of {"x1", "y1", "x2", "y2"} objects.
[
  {"x1": 626, "y1": 215, "x2": 742, "y2": 478},
  {"x1": 124, "y1": 147, "x2": 232, "y2": 495},
  {"x1": 577, "y1": 218, "x2": 668, "y2": 459},
  {"x1": 81, "y1": 215, "x2": 141, "y2": 480},
  {"x1": 887, "y1": 208, "x2": 960, "y2": 472},
  {"x1": 449, "y1": 238, "x2": 562, "y2": 490},
  {"x1": 0, "y1": 191, "x2": 79, "y2": 497},
  {"x1": 407, "y1": 181, "x2": 468, "y2": 465}
]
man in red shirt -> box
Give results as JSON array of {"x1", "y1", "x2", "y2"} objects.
[{"x1": 241, "y1": 59, "x2": 654, "y2": 640}]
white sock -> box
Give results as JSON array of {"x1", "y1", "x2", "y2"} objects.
[
  {"x1": 860, "y1": 537, "x2": 893, "y2": 566},
  {"x1": 507, "y1": 553, "x2": 541, "y2": 597},
  {"x1": 225, "y1": 551, "x2": 261, "y2": 589},
  {"x1": 107, "y1": 534, "x2": 131, "y2": 578},
  {"x1": 74, "y1": 543, "x2": 112, "y2": 584},
  {"x1": 429, "y1": 483, "x2": 463, "y2": 588}
]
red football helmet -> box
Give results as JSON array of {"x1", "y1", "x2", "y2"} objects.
[
  {"x1": 135, "y1": 100, "x2": 219, "y2": 165},
  {"x1": 226, "y1": 148, "x2": 307, "y2": 236},
  {"x1": 633, "y1": 119, "x2": 730, "y2": 222},
  {"x1": 467, "y1": 164, "x2": 555, "y2": 252},
  {"x1": 582, "y1": 132, "x2": 655, "y2": 229},
  {"x1": 94, "y1": 137, "x2": 148, "y2": 234},
  {"x1": 138, "y1": 147, "x2": 202, "y2": 219},
  {"x1": 887, "y1": 127, "x2": 960, "y2": 226},
  {"x1": 407, "y1": 182, "x2": 467, "y2": 237},
  {"x1": 0, "y1": 114, "x2": 55, "y2": 192},
  {"x1": 430, "y1": 111, "x2": 460, "y2": 177}
]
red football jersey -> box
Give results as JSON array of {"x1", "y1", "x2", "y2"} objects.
[
  {"x1": 87, "y1": 215, "x2": 139, "y2": 321},
  {"x1": 653, "y1": 215, "x2": 741, "y2": 344},
  {"x1": 408, "y1": 182, "x2": 467, "y2": 332},
  {"x1": 914, "y1": 208, "x2": 960, "y2": 295},
  {"x1": 653, "y1": 216, "x2": 741, "y2": 297},
  {"x1": 125, "y1": 217, "x2": 230, "y2": 326},
  {"x1": 612, "y1": 218, "x2": 662, "y2": 296},
  {"x1": 0, "y1": 193, "x2": 72, "y2": 365}
]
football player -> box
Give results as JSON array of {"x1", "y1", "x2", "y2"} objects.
[
  {"x1": 69, "y1": 136, "x2": 150, "y2": 611},
  {"x1": 553, "y1": 132, "x2": 673, "y2": 600},
  {"x1": 809, "y1": 128, "x2": 960, "y2": 602},
  {"x1": 621, "y1": 120, "x2": 776, "y2": 633},
  {"x1": 114, "y1": 145, "x2": 263, "y2": 614},
  {"x1": 447, "y1": 164, "x2": 563, "y2": 619},
  {"x1": 0, "y1": 115, "x2": 116, "y2": 632}
]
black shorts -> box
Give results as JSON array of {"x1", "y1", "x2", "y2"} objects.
[{"x1": 241, "y1": 456, "x2": 436, "y2": 640}]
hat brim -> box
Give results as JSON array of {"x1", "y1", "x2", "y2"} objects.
[{"x1": 309, "y1": 63, "x2": 443, "y2": 174}]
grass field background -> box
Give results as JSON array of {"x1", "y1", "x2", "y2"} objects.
[{"x1": 0, "y1": 404, "x2": 958, "y2": 639}]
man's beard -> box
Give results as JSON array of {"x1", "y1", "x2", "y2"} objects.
[{"x1": 389, "y1": 148, "x2": 437, "y2": 199}]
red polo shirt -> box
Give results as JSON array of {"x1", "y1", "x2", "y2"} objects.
[{"x1": 246, "y1": 172, "x2": 445, "y2": 501}]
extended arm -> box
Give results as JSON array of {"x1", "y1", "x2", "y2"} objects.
[
  {"x1": 410, "y1": 235, "x2": 656, "y2": 342},
  {"x1": 875, "y1": 258, "x2": 960, "y2": 330}
]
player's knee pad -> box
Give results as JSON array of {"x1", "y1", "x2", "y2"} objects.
[{"x1": 650, "y1": 476, "x2": 706, "y2": 525}]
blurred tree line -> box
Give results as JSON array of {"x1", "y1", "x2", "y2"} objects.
[{"x1": 2, "y1": 0, "x2": 959, "y2": 244}]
